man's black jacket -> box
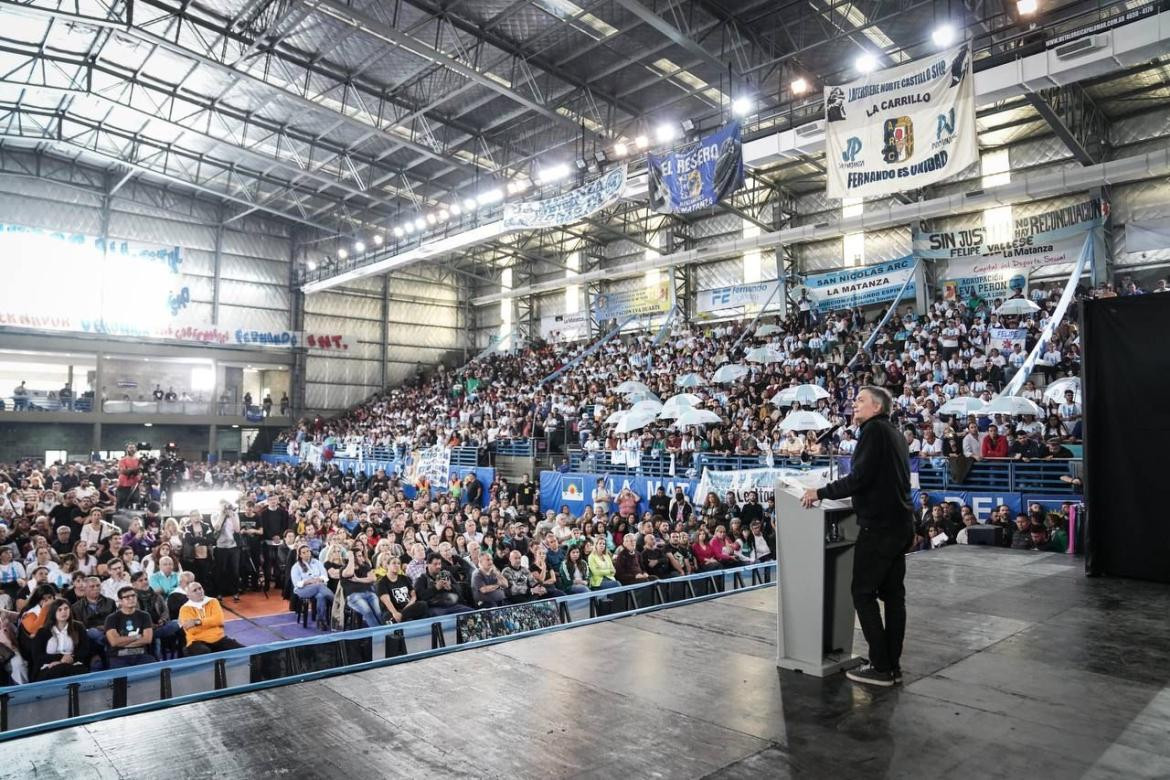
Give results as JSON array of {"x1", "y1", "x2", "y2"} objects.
[{"x1": 816, "y1": 413, "x2": 913, "y2": 532}]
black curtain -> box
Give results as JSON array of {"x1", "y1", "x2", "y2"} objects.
[{"x1": 1083, "y1": 295, "x2": 1170, "y2": 582}]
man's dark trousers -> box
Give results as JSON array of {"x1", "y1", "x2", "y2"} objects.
[{"x1": 851, "y1": 524, "x2": 913, "y2": 673}]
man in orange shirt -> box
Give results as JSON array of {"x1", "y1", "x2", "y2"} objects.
[
  {"x1": 115, "y1": 443, "x2": 141, "y2": 510},
  {"x1": 177, "y1": 582, "x2": 245, "y2": 655}
]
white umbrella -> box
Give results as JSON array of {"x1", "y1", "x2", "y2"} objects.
[
  {"x1": 756, "y1": 324, "x2": 783, "y2": 337},
  {"x1": 657, "y1": 407, "x2": 684, "y2": 420},
  {"x1": 745, "y1": 345, "x2": 784, "y2": 364},
  {"x1": 1043, "y1": 377, "x2": 1080, "y2": 403},
  {"x1": 772, "y1": 384, "x2": 830, "y2": 406},
  {"x1": 663, "y1": 393, "x2": 701, "y2": 410},
  {"x1": 995, "y1": 298, "x2": 1040, "y2": 316},
  {"x1": 631, "y1": 398, "x2": 664, "y2": 414},
  {"x1": 982, "y1": 395, "x2": 1044, "y2": 417},
  {"x1": 616, "y1": 408, "x2": 661, "y2": 433},
  {"x1": 624, "y1": 390, "x2": 659, "y2": 404},
  {"x1": 712, "y1": 364, "x2": 749, "y2": 383},
  {"x1": 673, "y1": 408, "x2": 722, "y2": 427},
  {"x1": 939, "y1": 396, "x2": 986, "y2": 416},
  {"x1": 616, "y1": 380, "x2": 651, "y2": 394},
  {"x1": 604, "y1": 410, "x2": 627, "y2": 425},
  {"x1": 778, "y1": 410, "x2": 834, "y2": 432},
  {"x1": 675, "y1": 372, "x2": 705, "y2": 388}
]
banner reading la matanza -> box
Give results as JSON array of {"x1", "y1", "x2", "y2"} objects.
[
  {"x1": 824, "y1": 44, "x2": 978, "y2": 199},
  {"x1": 801, "y1": 256, "x2": 917, "y2": 313}
]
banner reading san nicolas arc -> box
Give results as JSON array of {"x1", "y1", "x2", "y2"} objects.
[
  {"x1": 800, "y1": 256, "x2": 917, "y2": 313},
  {"x1": 647, "y1": 121, "x2": 744, "y2": 214},
  {"x1": 502, "y1": 165, "x2": 627, "y2": 230},
  {"x1": 824, "y1": 44, "x2": 978, "y2": 200}
]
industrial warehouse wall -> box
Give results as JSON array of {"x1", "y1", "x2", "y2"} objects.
[{"x1": 301, "y1": 267, "x2": 465, "y2": 414}]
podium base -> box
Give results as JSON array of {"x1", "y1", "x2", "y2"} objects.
[{"x1": 776, "y1": 650, "x2": 864, "y2": 678}]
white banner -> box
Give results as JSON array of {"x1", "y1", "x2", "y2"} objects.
[
  {"x1": 918, "y1": 200, "x2": 1104, "y2": 302},
  {"x1": 988, "y1": 327, "x2": 1027, "y2": 352},
  {"x1": 697, "y1": 280, "x2": 782, "y2": 313},
  {"x1": 825, "y1": 44, "x2": 978, "y2": 199},
  {"x1": 539, "y1": 310, "x2": 589, "y2": 342},
  {"x1": 697, "y1": 466, "x2": 831, "y2": 508},
  {"x1": 800, "y1": 256, "x2": 917, "y2": 313},
  {"x1": 503, "y1": 166, "x2": 626, "y2": 230}
]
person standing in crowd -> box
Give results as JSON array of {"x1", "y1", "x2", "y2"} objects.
[
  {"x1": 258, "y1": 495, "x2": 289, "y2": 591},
  {"x1": 115, "y1": 444, "x2": 141, "y2": 510},
  {"x1": 212, "y1": 501, "x2": 241, "y2": 602},
  {"x1": 803, "y1": 385, "x2": 914, "y2": 687}
]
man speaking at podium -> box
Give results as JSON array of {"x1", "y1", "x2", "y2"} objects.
[{"x1": 801, "y1": 385, "x2": 914, "y2": 687}]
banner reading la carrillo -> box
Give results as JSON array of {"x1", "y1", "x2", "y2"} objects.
[
  {"x1": 593, "y1": 277, "x2": 672, "y2": 321},
  {"x1": 824, "y1": 43, "x2": 978, "y2": 199},
  {"x1": 647, "y1": 121, "x2": 745, "y2": 214},
  {"x1": 801, "y1": 256, "x2": 917, "y2": 313},
  {"x1": 914, "y1": 199, "x2": 1104, "y2": 301},
  {"x1": 697, "y1": 280, "x2": 782, "y2": 313}
]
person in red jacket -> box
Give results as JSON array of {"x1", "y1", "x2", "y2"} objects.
[{"x1": 981, "y1": 424, "x2": 1009, "y2": 459}]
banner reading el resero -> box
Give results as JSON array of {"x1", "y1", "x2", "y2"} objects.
[
  {"x1": 824, "y1": 44, "x2": 978, "y2": 200},
  {"x1": 648, "y1": 121, "x2": 744, "y2": 214},
  {"x1": 801, "y1": 256, "x2": 917, "y2": 313}
]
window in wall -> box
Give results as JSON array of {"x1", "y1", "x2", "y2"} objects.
[
  {"x1": 981, "y1": 148, "x2": 1011, "y2": 189},
  {"x1": 983, "y1": 205, "x2": 1014, "y2": 246},
  {"x1": 843, "y1": 232, "x2": 866, "y2": 267}
]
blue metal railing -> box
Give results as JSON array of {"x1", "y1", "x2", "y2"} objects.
[
  {"x1": 0, "y1": 561, "x2": 776, "y2": 740},
  {"x1": 916, "y1": 459, "x2": 1078, "y2": 493},
  {"x1": 492, "y1": 438, "x2": 535, "y2": 457},
  {"x1": 449, "y1": 446, "x2": 479, "y2": 467}
]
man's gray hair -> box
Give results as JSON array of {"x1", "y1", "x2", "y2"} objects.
[{"x1": 859, "y1": 385, "x2": 894, "y2": 416}]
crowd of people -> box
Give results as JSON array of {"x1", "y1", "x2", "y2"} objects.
[
  {"x1": 1, "y1": 278, "x2": 1115, "y2": 687},
  {"x1": 278, "y1": 281, "x2": 1092, "y2": 473}
]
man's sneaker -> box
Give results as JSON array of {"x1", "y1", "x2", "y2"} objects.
[
  {"x1": 846, "y1": 664, "x2": 896, "y2": 687},
  {"x1": 892, "y1": 667, "x2": 903, "y2": 684}
]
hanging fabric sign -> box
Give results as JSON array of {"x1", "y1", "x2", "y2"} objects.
[
  {"x1": 539, "y1": 310, "x2": 589, "y2": 342},
  {"x1": 824, "y1": 44, "x2": 978, "y2": 199},
  {"x1": 502, "y1": 166, "x2": 627, "y2": 230},
  {"x1": 647, "y1": 121, "x2": 744, "y2": 214},
  {"x1": 697, "y1": 280, "x2": 782, "y2": 313},
  {"x1": 593, "y1": 277, "x2": 672, "y2": 321},
  {"x1": 916, "y1": 200, "x2": 1104, "y2": 302},
  {"x1": 800, "y1": 256, "x2": 917, "y2": 313}
]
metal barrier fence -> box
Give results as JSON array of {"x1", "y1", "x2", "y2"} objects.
[
  {"x1": 0, "y1": 562, "x2": 776, "y2": 741},
  {"x1": 568, "y1": 450, "x2": 1080, "y2": 494}
]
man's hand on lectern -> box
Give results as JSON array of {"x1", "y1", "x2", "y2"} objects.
[{"x1": 800, "y1": 488, "x2": 819, "y2": 509}]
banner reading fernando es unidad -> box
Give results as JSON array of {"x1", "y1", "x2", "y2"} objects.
[
  {"x1": 800, "y1": 256, "x2": 917, "y2": 313},
  {"x1": 915, "y1": 199, "x2": 1105, "y2": 302},
  {"x1": 648, "y1": 121, "x2": 744, "y2": 214},
  {"x1": 697, "y1": 280, "x2": 782, "y2": 313},
  {"x1": 824, "y1": 44, "x2": 978, "y2": 199}
]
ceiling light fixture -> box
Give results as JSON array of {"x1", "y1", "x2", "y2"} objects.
[
  {"x1": 338, "y1": 248, "x2": 349, "y2": 260},
  {"x1": 414, "y1": 217, "x2": 427, "y2": 230},
  {"x1": 731, "y1": 97, "x2": 753, "y2": 117},
  {"x1": 634, "y1": 135, "x2": 649, "y2": 149},
  {"x1": 854, "y1": 53, "x2": 878, "y2": 74},
  {"x1": 463, "y1": 197, "x2": 479, "y2": 211},
  {"x1": 790, "y1": 77, "x2": 809, "y2": 95},
  {"x1": 449, "y1": 203, "x2": 463, "y2": 216},
  {"x1": 354, "y1": 241, "x2": 365, "y2": 253},
  {"x1": 613, "y1": 141, "x2": 628, "y2": 157},
  {"x1": 655, "y1": 123, "x2": 677, "y2": 143},
  {"x1": 932, "y1": 23, "x2": 957, "y2": 47},
  {"x1": 1016, "y1": 0, "x2": 1038, "y2": 14},
  {"x1": 392, "y1": 227, "x2": 404, "y2": 238},
  {"x1": 373, "y1": 234, "x2": 383, "y2": 246}
]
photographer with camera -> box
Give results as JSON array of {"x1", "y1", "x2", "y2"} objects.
[
  {"x1": 212, "y1": 500, "x2": 242, "y2": 602},
  {"x1": 115, "y1": 444, "x2": 141, "y2": 511}
]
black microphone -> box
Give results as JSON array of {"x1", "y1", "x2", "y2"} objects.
[{"x1": 816, "y1": 422, "x2": 845, "y2": 443}]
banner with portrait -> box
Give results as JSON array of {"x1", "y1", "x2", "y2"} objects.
[
  {"x1": 593, "y1": 277, "x2": 672, "y2": 321},
  {"x1": 824, "y1": 44, "x2": 978, "y2": 199},
  {"x1": 503, "y1": 166, "x2": 627, "y2": 230},
  {"x1": 696, "y1": 280, "x2": 782, "y2": 313},
  {"x1": 799, "y1": 256, "x2": 917, "y2": 313},
  {"x1": 648, "y1": 121, "x2": 744, "y2": 214}
]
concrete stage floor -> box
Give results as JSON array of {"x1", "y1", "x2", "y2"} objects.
[{"x1": 6, "y1": 547, "x2": 1170, "y2": 779}]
